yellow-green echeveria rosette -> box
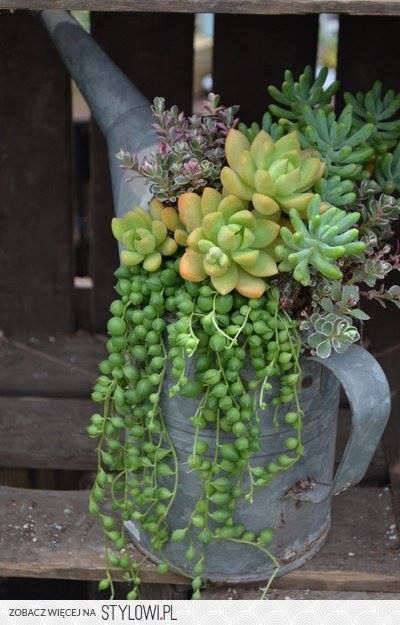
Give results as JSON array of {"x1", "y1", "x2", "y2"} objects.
[
  {"x1": 177, "y1": 187, "x2": 280, "y2": 298},
  {"x1": 112, "y1": 207, "x2": 178, "y2": 271},
  {"x1": 221, "y1": 128, "x2": 325, "y2": 217}
]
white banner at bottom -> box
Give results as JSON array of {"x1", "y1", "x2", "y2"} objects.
[{"x1": 0, "y1": 600, "x2": 400, "y2": 625}]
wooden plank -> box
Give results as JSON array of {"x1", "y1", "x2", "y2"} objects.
[
  {"x1": 0, "y1": 485, "x2": 187, "y2": 584},
  {"x1": 0, "y1": 397, "x2": 96, "y2": 470},
  {"x1": 0, "y1": 10, "x2": 73, "y2": 335},
  {"x1": 202, "y1": 588, "x2": 400, "y2": 599},
  {"x1": 0, "y1": 333, "x2": 105, "y2": 397},
  {"x1": 5, "y1": 1, "x2": 400, "y2": 16},
  {"x1": 213, "y1": 14, "x2": 319, "y2": 125},
  {"x1": 89, "y1": 12, "x2": 194, "y2": 332},
  {"x1": 0, "y1": 486, "x2": 398, "y2": 589},
  {"x1": 337, "y1": 15, "x2": 400, "y2": 108}
]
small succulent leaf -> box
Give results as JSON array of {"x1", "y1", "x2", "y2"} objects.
[
  {"x1": 308, "y1": 331, "x2": 324, "y2": 348},
  {"x1": 201, "y1": 187, "x2": 223, "y2": 215},
  {"x1": 221, "y1": 166, "x2": 254, "y2": 201},
  {"x1": 143, "y1": 251, "x2": 162, "y2": 272},
  {"x1": 225, "y1": 129, "x2": 251, "y2": 171},
  {"x1": 274, "y1": 131, "x2": 301, "y2": 156},
  {"x1": 277, "y1": 192, "x2": 314, "y2": 213},
  {"x1": 274, "y1": 169, "x2": 302, "y2": 196},
  {"x1": 252, "y1": 193, "x2": 280, "y2": 216},
  {"x1": 217, "y1": 226, "x2": 238, "y2": 252},
  {"x1": 158, "y1": 237, "x2": 177, "y2": 256},
  {"x1": 120, "y1": 250, "x2": 144, "y2": 266},
  {"x1": 235, "y1": 268, "x2": 266, "y2": 298},
  {"x1": 252, "y1": 219, "x2": 280, "y2": 248},
  {"x1": 178, "y1": 193, "x2": 203, "y2": 232},
  {"x1": 197, "y1": 238, "x2": 214, "y2": 254},
  {"x1": 250, "y1": 130, "x2": 275, "y2": 169},
  {"x1": 211, "y1": 264, "x2": 238, "y2": 294},
  {"x1": 350, "y1": 308, "x2": 370, "y2": 321},
  {"x1": 111, "y1": 217, "x2": 125, "y2": 241},
  {"x1": 231, "y1": 249, "x2": 259, "y2": 268},
  {"x1": 135, "y1": 234, "x2": 156, "y2": 256},
  {"x1": 229, "y1": 210, "x2": 256, "y2": 229},
  {"x1": 175, "y1": 229, "x2": 188, "y2": 246},
  {"x1": 218, "y1": 195, "x2": 247, "y2": 220},
  {"x1": 187, "y1": 227, "x2": 205, "y2": 252},
  {"x1": 245, "y1": 250, "x2": 278, "y2": 277},
  {"x1": 148, "y1": 197, "x2": 164, "y2": 220},
  {"x1": 238, "y1": 151, "x2": 257, "y2": 187},
  {"x1": 315, "y1": 339, "x2": 332, "y2": 358},
  {"x1": 201, "y1": 212, "x2": 225, "y2": 241},
  {"x1": 151, "y1": 220, "x2": 167, "y2": 244},
  {"x1": 161, "y1": 206, "x2": 181, "y2": 231},
  {"x1": 203, "y1": 256, "x2": 228, "y2": 278},
  {"x1": 180, "y1": 250, "x2": 207, "y2": 282},
  {"x1": 253, "y1": 169, "x2": 275, "y2": 196}
]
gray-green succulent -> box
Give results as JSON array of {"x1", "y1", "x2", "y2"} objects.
[
  {"x1": 298, "y1": 105, "x2": 374, "y2": 181},
  {"x1": 304, "y1": 312, "x2": 360, "y2": 358},
  {"x1": 268, "y1": 65, "x2": 340, "y2": 125},
  {"x1": 344, "y1": 80, "x2": 400, "y2": 154},
  {"x1": 275, "y1": 195, "x2": 366, "y2": 286}
]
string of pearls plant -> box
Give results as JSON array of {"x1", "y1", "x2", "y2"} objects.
[{"x1": 87, "y1": 67, "x2": 400, "y2": 599}]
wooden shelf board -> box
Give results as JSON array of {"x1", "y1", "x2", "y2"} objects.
[
  {"x1": 0, "y1": 485, "x2": 398, "y2": 591},
  {"x1": 2, "y1": 1, "x2": 400, "y2": 15}
]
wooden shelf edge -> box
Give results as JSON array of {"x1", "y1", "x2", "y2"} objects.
[{"x1": 2, "y1": 1, "x2": 400, "y2": 16}]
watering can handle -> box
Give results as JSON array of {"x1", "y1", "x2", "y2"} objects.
[
  {"x1": 290, "y1": 344, "x2": 391, "y2": 503},
  {"x1": 311, "y1": 343, "x2": 390, "y2": 499}
]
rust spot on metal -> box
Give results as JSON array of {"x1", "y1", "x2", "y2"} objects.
[{"x1": 285, "y1": 477, "x2": 317, "y2": 497}]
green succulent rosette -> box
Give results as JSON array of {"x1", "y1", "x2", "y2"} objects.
[
  {"x1": 275, "y1": 195, "x2": 366, "y2": 286},
  {"x1": 177, "y1": 187, "x2": 279, "y2": 297},
  {"x1": 220, "y1": 128, "x2": 324, "y2": 218},
  {"x1": 112, "y1": 207, "x2": 178, "y2": 271}
]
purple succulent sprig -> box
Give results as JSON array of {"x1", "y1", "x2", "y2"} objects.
[{"x1": 117, "y1": 93, "x2": 239, "y2": 203}]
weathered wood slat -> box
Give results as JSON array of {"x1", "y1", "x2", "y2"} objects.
[
  {"x1": 0, "y1": 10, "x2": 73, "y2": 335},
  {"x1": 4, "y1": 1, "x2": 400, "y2": 16},
  {"x1": 202, "y1": 588, "x2": 400, "y2": 599},
  {"x1": 0, "y1": 397, "x2": 96, "y2": 470},
  {"x1": 0, "y1": 485, "x2": 185, "y2": 584},
  {"x1": 0, "y1": 383, "x2": 387, "y2": 481},
  {"x1": 0, "y1": 486, "x2": 398, "y2": 589},
  {"x1": 89, "y1": 12, "x2": 194, "y2": 332},
  {"x1": 0, "y1": 334, "x2": 105, "y2": 397},
  {"x1": 213, "y1": 14, "x2": 319, "y2": 125}
]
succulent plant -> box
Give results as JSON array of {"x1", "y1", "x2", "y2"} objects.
[
  {"x1": 374, "y1": 142, "x2": 400, "y2": 193},
  {"x1": 344, "y1": 81, "x2": 400, "y2": 154},
  {"x1": 275, "y1": 195, "x2": 366, "y2": 285},
  {"x1": 268, "y1": 65, "x2": 340, "y2": 125},
  {"x1": 239, "y1": 112, "x2": 285, "y2": 143},
  {"x1": 305, "y1": 312, "x2": 360, "y2": 358},
  {"x1": 177, "y1": 188, "x2": 279, "y2": 297},
  {"x1": 351, "y1": 256, "x2": 393, "y2": 287},
  {"x1": 148, "y1": 197, "x2": 189, "y2": 247},
  {"x1": 112, "y1": 207, "x2": 177, "y2": 271},
  {"x1": 298, "y1": 105, "x2": 374, "y2": 181},
  {"x1": 220, "y1": 129, "x2": 324, "y2": 218},
  {"x1": 314, "y1": 175, "x2": 356, "y2": 207},
  {"x1": 353, "y1": 184, "x2": 400, "y2": 241},
  {"x1": 117, "y1": 94, "x2": 239, "y2": 203}
]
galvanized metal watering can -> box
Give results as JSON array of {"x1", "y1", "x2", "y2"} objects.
[{"x1": 42, "y1": 10, "x2": 391, "y2": 581}]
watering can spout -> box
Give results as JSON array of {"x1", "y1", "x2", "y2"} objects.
[{"x1": 41, "y1": 9, "x2": 156, "y2": 217}]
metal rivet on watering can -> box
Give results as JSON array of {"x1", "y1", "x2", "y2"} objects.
[{"x1": 41, "y1": 10, "x2": 391, "y2": 581}]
